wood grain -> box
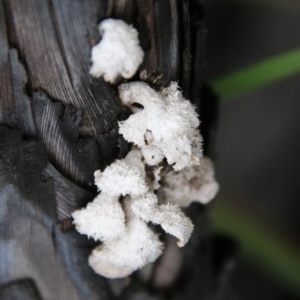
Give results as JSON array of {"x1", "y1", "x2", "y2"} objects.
[{"x1": 0, "y1": 0, "x2": 220, "y2": 299}]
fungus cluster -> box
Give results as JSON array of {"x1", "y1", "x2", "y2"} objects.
[
  {"x1": 72, "y1": 18, "x2": 219, "y2": 279},
  {"x1": 118, "y1": 82, "x2": 202, "y2": 171}
]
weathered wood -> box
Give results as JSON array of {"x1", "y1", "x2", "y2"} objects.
[
  {"x1": 4, "y1": 0, "x2": 124, "y2": 164},
  {"x1": 0, "y1": 0, "x2": 225, "y2": 299},
  {"x1": 32, "y1": 90, "x2": 101, "y2": 187},
  {"x1": 0, "y1": 279, "x2": 43, "y2": 300},
  {"x1": 43, "y1": 164, "x2": 94, "y2": 221},
  {"x1": 0, "y1": 4, "x2": 36, "y2": 137},
  {"x1": 0, "y1": 127, "x2": 115, "y2": 299}
]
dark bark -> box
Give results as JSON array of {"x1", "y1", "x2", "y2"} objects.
[
  {"x1": 0, "y1": 0, "x2": 233, "y2": 299},
  {"x1": 0, "y1": 279, "x2": 43, "y2": 300}
]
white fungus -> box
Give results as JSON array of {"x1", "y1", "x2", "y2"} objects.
[
  {"x1": 72, "y1": 148, "x2": 198, "y2": 277},
  {"x1": 151, "y1": 166, "x2": 163, "y2": 191},
  {"x1": 131, "y1": 193, "x2": 193, "y2": 247},
  {"x1": 118, "y1": 81, "x2": 203, "y2": 171},
  {"x1": 72, "y1": 86, "x2": 218, "y2": 277},
  {"x1": 72, "y1": 20, "x2": 219, "y2": 279},
  {"x1": 88, "y1": 203, "x2": 163, "y2": 279},
  {"x1": 89, "y1": 19, "x2": 144, "y2": 83},
  {"x1": 94, "y1": 157, "x2": 147, "y2": 196},
  {"x1": 161, "y1": 157, "x2": 220, "y2": 207},
  {"x1": 72, "y1": 193, "x2": 125, "y2": 242}
]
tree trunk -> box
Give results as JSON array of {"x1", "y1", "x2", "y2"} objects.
[{"x1": 0, "y1": 0, "x2": 231, "y2": 299}]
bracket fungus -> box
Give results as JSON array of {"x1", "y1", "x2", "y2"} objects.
[{"x1": 89, "y1": 19, "x2": 144, "y2": 83}]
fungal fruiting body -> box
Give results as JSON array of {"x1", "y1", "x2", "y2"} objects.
[
  {"x1": 89, "y1": 19, "x2": 144, "y2": 83},
  {"x1": 118, "y1": 82, "x2": 202, "y2": 171},
  {"x1": 72, "y1": 82, "x2": 219, "y2": 279},
  {"x1": 88, "y1": 201, "x2": 163, "y2": 279},
  {"x1": 161, "y1": 157, "x2": 220, "y2": 207},
  {"x1": 72, "y1": 193, "x2": 125, "y2": 242}
]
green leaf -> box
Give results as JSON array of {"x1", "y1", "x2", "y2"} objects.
[
  {"x1": 212, "y1": 199, "x2": 300, "y2": 295},
  {"x1": 211, "y1": 48, "x2": 300, "y2": 100}
]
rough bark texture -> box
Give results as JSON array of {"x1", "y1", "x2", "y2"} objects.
[{"x1": 0, "y1": 0, "x2": 231, "y2": 299}]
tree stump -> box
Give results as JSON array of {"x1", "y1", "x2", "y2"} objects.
[{"x1": 0, "y1": 0, "x2": 231, "y2": 299}]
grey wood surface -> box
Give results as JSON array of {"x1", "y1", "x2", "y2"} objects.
[{"x1": 0, "y1": 1, "x2": 225, "y2": 299}]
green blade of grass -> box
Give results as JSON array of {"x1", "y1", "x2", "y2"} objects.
[
  {"x1": 211, "y1": 199, "x2": 300, "y2": 295},
  {"x1": 211, "y1": 48, "x2": 300, "y2": 100}
]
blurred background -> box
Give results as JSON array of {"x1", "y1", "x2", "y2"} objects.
[{"x1": 202, "y1": 0, "x2": 300, "y2": 299}]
